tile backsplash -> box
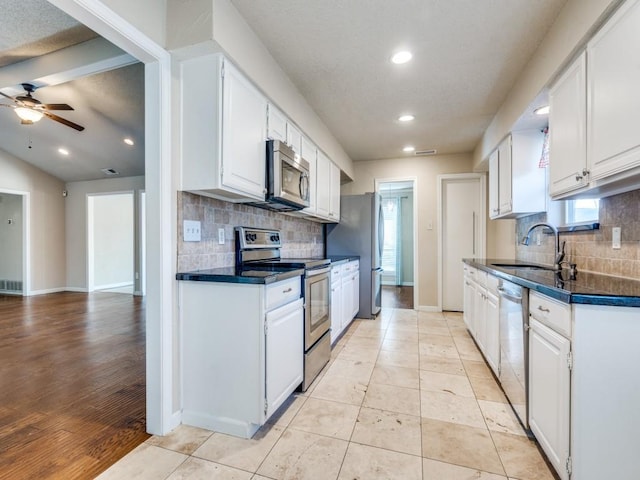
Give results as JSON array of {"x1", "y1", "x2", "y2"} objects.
[
  {"x1": 177, "y1": 192, "x2": 324, "y2": 272},
  {"x1": 516, "y1": 189, "x2": 640, "y2": 280}
]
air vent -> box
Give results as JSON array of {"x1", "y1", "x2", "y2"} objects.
[
  {"x1": 100, "y1": 168, "x2": 120, "y2": 176},
  {"x1": 415, "y1": 149, "x2": 437, "y2": 156}
]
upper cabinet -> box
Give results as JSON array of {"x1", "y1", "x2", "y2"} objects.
[
  {"x1": 489, "y1": 130, "x2": 546, "y2": 219},
  {"x1": 181, "y1": 54, "x2": 267, "y2": 202},
  {"x1": 301, "y1": 135, "x2": 317, "y2": 215},
  {"x1": 548, "y1": 52, "x2": 588, "y2": 197},
  {"x1": 315, "y1": 150, "x2": 331, "y2": 219},
  {"x1": 549, "y1": 0, "x2": 640, "y2": 199},
  {"x1": 266, "y1": 104, "x2": 287, "y2": 143},
  {"x1": 587, "y1": 0, "x2": 640, "y2": 181},
  {"x1": 286, "y1": 123, "x2": 302, "y2": 156},
  {"x1": 329, "y1": 161, "x2": 341, "y2": 222}
]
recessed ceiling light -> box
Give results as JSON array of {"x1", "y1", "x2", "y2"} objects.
[
  {"x1": 398, "y1": 114, "x2": 415, "y2": 122},
  {"x1": 58, "y1": 148, "x2": 69, "y2": 156},
  {"x1": 123, "y1": 138, "x2": 135, "y2": 146},
  {"x1": 391, "y1": 51, "x2": 413, "y2": 64},
  {"x1": 534, "y1": 105, "x2": 550, "y2": 115},
  {"x1": 403, "y1": 146, "x2": 415, "y2": 152}
]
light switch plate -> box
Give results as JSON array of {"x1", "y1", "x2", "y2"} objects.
[
  {"x1": 218, "y1": 228, "x2": 225, "y2": 245},
  {"x1": 184, "y1": 220, "x2": 201, "y2": 242},
  {"x1": 612, "y1": 227, "x2": 621, "y2": 249}
]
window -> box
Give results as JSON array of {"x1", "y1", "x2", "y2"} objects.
[{"x1": 566, "y1": 198, "x2": 599, "y2": 224}]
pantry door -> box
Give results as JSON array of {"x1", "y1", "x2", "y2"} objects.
[{"x1": 439, "y1": 174, "x2": 485, "y2": 311}]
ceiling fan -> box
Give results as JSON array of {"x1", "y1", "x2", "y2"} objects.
[{"x1": 0, "y1": 83, "x2": 85, "y2": 131}]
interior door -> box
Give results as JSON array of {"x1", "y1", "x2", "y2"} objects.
[{"x1": 441, "y1": 175, "x2": 484, "y2": 311}]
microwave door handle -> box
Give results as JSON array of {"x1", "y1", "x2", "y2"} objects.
[{"x1": 300, "y1": 172, "x2": 310, "y2": 201}]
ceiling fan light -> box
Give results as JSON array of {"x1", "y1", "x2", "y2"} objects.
[{"x1": 15, "y1": 107, "x2": 44, "y2": 123}]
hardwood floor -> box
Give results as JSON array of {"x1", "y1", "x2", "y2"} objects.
[
  {"x1": 381, "y1": 285, "x2": 414, "y2": 309},
  {"x1": 0, "y1": 292, "x2": 148, "y2": 480}
]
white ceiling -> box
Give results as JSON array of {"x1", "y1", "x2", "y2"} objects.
[
  {"x1": 231, "y1": 0, "x2": 565, "y2": 161},
  {"x1": 0, "y1": 0, "x2": 144, "y2": 183}
]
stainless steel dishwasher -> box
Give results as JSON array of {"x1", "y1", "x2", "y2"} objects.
[{"x1": 498, "y1": 279, "x2": 530, "y2": 430}]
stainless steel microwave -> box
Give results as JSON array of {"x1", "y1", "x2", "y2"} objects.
[{"x1": 249, "y1": 140, "x2": 310, "y2": 212}]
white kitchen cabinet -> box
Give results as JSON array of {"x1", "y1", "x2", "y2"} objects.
[
  {"x1": 329, "y1": 161, "x2": 341, "y2": 222},
  {"x1": 488, "y1": 149, "x2": 499, "y2": 218},
  {"x1": 180, "y1": 276, "x2": 303, "y2": 438},
  {"x1": 473, "y1": 283, "x2": 487, "y2": 352},
  {"x1": 181, "y1": 54, "x2": 268, "y2": 202},
  {"x1": 587, "y1": 0, "x2": 640, "y2": 182},
  {"x1": 548, "y1": 52, "x2": 588, "y2": 198},
  {"x1": 484, "y1": 290, "x2": 500, "y2": 376},
  {"x1": 286, "y1": 122, "x2": 302, "y2": 156},
  {"x1": 330, "y1": 264, "x2": 343, "y2": 344},
  {"x1": 462, "y1": 265, "x2": 477, "y2": 337},
  {"x1": 529, "y1": 318, "x2": 571, "y2": 480},
  {"x1": 489, "y1": 131, "x2": 546, "y2": 219},
  {"x1": 351, "y1": 269, "x2": 360, "y2": 319},
  {"x1": 315, "y1": 150, "x2": 331, "y2": 219},
  {"x1": 301, "y1": 135, "x2": 317, "y2": 215},
  {"x1": 267, "y1": 104, "x2": 287, "y2": 142}
]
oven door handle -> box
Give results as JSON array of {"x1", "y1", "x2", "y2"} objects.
[
  {"x1": 306, "y1": 266, "x2": 331, "y2": 277},
  {"x1": 498, "y1": 287, "x2": 522, "y2": 304}
]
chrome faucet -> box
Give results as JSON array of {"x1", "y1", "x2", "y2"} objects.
[{"x1": 521, "y1": 222, "x2": 565, "y2": 271}]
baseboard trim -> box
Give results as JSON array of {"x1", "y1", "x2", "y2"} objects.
[
  {"x1": 417, "y1": 305, "x2": 442, "y2": 312},
  {"x1": 65, "y1": 287, "x2": 89, "y2": 293},
  {"x1": 27, "y1": 287, "x2": 69, "y2": 296},
  {"x1": 94, "y1": 282, "x2": 135, "y2": 290},
  {"x1": 401, "y1": 282, "x2": 414, "y2": 286}
]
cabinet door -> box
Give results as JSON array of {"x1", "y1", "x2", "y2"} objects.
[
  {"x1": 329, "y1": 161, "x2": 341, "y2": 221},
  {"x1": 222, "y1": 60, "x2": 268, "y2": 200},
  {"x1": 498, "y1": 136, "x2": 512, "y2": 215},
  {"x1": 330, "y1": 277, "x2": 343, "y2": 344},
  {"x1": 529, "y1": 318, "x2": 571, "y2": 480},
  {"x1": 341, "y1": 274, "x2": 354, "y2": 330},
  {"x1": 549, "y1": 52, "x2": 588, "y2": 197},
  {"x1": 473, "y1": 285, "x2": 486, "y2": 348},
  {"x1": 301, "y1": 136, "x2": 317, "y2": 214},
  {"x1": 485, "y1": 292, "x2": 500, "y2": 376},
  {"x1": 316, "y1": 151, "x2": 331, "y2": 218},
  {"x1": 488, "y1": 149, "x2": 499, "y2": 219},
  {"x1": 463, "y1": 276, "x2": 476, "y2": 336},
  {"x1": 588, "y1": 0, "x2": 640, "y2": 181},
  {"x1": 267, "y1": 104, "x2": 287, "y2": 142},
  {"x1": 286, "y1": 122, "x2": 302, "y2": 156},
  {"x1": 351, "y1": 271, "x2": 360, "y2": 319},
  {"x1": 265, "y1": 298, "x2": 304, "y2": 418}
]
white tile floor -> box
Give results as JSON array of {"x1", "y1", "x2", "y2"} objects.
[{"x1": 95, "y1": 308, "x2": 557, "y2": 480}]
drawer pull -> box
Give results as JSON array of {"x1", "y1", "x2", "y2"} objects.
[
  {"x1": 537, "y1": 305, "x2": 550, "y2": 313},
  {"x1": 282, "y1": 287, "x2": 293, "y2": 294}
]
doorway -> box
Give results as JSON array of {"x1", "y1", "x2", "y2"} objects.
[
  {"x1": 438, "y1": 174, "x2": 486, "y2": 311},
  {"x1": 376, "y1": 179, "x2": 417, "y2": 310},
  {"x1": 0, "y1": 191, "x2": 28, "y2": 296}
]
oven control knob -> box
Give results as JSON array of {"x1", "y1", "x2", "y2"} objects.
[{"x1": 270, "y1": 234, "x2": 279, "y2": 243}]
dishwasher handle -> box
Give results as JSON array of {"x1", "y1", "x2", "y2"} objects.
[{"x1": 498, "y1": 287, "x2": 522, "y2": 304}]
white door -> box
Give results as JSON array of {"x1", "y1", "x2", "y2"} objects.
[{"x1": 440, "y1": 175, "x2": 485, "y2": 311}]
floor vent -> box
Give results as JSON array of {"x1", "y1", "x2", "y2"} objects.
[{"x1": 0, "y1": 279, "x2": 23, "y2": 292}]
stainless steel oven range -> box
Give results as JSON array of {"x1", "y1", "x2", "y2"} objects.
[{"x1": 235, "y1": 227, "x2": 331, "y2": 391}]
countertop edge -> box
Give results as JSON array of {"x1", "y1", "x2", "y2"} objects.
[{"x1": 176, "y1": 268, "x2": 304, "y2": 285}]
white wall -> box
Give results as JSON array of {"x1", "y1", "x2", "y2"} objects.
[
  {"x1": 0, "y1": 149, "x2": 66, "y2": 294},
  {"x1": 91, "y1": 193, "x2": 134, "y2": 289},
  {"x1": 474, "y1": 0, "x2": 622, "y2": 168},
  {"x1": 343, "y1": 154, "x2": 474, "y2": 309},
  {"x1": 65, "y1": 176, "x2": 144, "y2": 291},
  {"x1": 166, "y1": 0, "x2": 354, "y2": 179},
  {"x1": 0, "y1": 193, "x2": 23, "y2": 286}
]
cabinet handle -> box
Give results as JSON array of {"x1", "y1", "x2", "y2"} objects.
[
  {"x1": 537, "y1": 305, "x2": 550, "y2": 313},
  {"x1": 283, "y1": 287, "x2": 293, "y2": 293},
  {"x1": 582, "y1": 168, "x2": 590, "y2": 176},
  {"x1": 575, "y1": 174, "x2": 583, "y2": 182}
]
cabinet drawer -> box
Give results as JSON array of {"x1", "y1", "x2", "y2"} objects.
[
  {"x1": 343, "y1": 260, "x2": 359, "y2": 274},
  {"x1": 463, "y1": 264, "x2": 477, "y2": 280},
  {"x1": 331, "y1": 264, "x2": 343, "y2": 281},
  {"x1": 266, "y1": 276, "x2": 301, "y2": 312},
  {"x1": 475, "y1": 270, "x2": 487, "y2": 288},
  {"x1": 486, "y1": 274, "x2": 499, "y2": 295},
  {"x1": 529, "y1": 291, "x2": 571, "y2": 338}
]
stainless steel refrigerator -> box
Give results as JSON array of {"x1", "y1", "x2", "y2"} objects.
[{"x1": 326, "y1": 193, "x2": 384, "y2": 318}]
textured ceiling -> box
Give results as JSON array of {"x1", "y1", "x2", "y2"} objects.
[
  {"x1": 0, "y1": 0, "x2": 144, "y2": 183},
  {"x1": 230, "y1": 0, "x2": 566, "y2": 161}
]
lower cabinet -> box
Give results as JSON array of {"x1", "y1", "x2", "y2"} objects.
[
  {"x1": 330, "y1": 260, "x2": 359, "y2": 344},
  {"x1": 484, "y1": 291, "x2": 500, "y2": 375},
  {"x1": 180, "y1": 276, "x2": 303, "y2": 438},
  {"x1": 529, "y1": 318, "x2": 571, "y2": 480}
]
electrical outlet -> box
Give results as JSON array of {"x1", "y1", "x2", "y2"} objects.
[
  {"x1": 612, "y1": 227, "x2": 621, "y2": 249},
  {"x1": 218, "y1": 228, "x2": 225, "y2": 245},
  {"x1": 536, "y1": 232, "x2": 541, "y2": 246},
  {"x1": 183, "y1": 220, "x2": 201, "y2": 242}
]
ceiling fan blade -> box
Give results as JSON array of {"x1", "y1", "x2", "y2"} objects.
[
  {"x1": 0, "y1": 91, "x2": 17, "y2": 102},
  {"x1": 43, "y1": 111, "x2": 85, "y2": 132},
  {"x1": 44, "y1": 103, "x2": 74, "y2": 111}
]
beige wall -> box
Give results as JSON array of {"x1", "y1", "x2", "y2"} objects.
[
  {"x1": 474, "y1": 0, "x2": 623, "y2": 169},
  {"x1": 166, "y1": 0, "x2": 354, "y2": 179},
  {"x1": 0, "y1": 149, "x2": 66, "y2": 294},
  {"x1": 342, "y1": 154, "x2": 474, "y2": 309},
  {"x1": 65, "y1": 176, "x2": 145, "y2": 291}
]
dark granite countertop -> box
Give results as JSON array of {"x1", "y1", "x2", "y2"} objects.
[
  {"x1": 326, "y1": 255, "x2": 360, "y2": 265},
  {"x1": 176, "y1": 266, "x2": 304, "y2": 285},
  {"x1": 464, "y1": 258, "x2": 640, "y2": 307}
]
